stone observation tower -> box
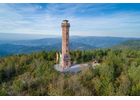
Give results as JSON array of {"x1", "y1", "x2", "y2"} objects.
[{"x1": 60, "y1": 20, "x2": 71, "y2": 69}]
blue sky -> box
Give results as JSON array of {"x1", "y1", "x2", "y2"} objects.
[{"x1": 0, "y1": 3, "x2": 140, "y2": 39}]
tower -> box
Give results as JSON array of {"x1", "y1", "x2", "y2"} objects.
[{"x1": 60, "y1": 20, "x2": 71, "y2": 69}]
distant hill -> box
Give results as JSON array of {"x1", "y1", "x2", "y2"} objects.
[
  {"x1": 0, "y1": 50, "x2": 9, "y2": 57},
  {"x1": 1, "y1": 36, "x2": 140, "y2": 57},
  {"x1": 70, "y1": 36, "x2": 135, "y2": 48},
  {"x1": 104, "y1": 39, "x2": 140, "y2": 50},
  {"x1": 0, "y1": 43, "x2": 25, "y2": 53},
  {"x1": 14, "y1": 42, "x2": 97, "y2": 54},
  {"x1": 1, "y1": 36, "x2": 139, "y2": 48},
  {"x1": 3, "y1": 38, "x2": 62, "y2": 46},
  {"x1": 0, "y1": 44, "x2": 25, "y2": 57}
]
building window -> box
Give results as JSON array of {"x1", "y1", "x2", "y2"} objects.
[
  {"x1": 66, "y1": 50, "x2": 68, "y2": 52},
  {"x1": 66, "y1": 32, "x2": 68, "y2": 35}
]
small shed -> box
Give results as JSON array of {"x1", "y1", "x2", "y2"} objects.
[{"x1": 92, "y1": 58, "x2": 99, "y2": 64}]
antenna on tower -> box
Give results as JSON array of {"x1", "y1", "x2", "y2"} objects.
[{"x1": 63, "y1": 17, "x2": 68, "y2": 22}]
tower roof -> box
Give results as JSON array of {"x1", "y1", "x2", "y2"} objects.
[{"x1": 63, "y1": 20, "x2": 68, "y2": 23}]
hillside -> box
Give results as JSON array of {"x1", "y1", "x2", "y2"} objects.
[
  {"x1": 70, "y1": 36, "x2": 135, "y2": 48},
  {"x1": 1, "y1": 36, "x2": 139, "y2": 48},
  {"x1": 0, "y1": 43, "x2": 25, "y2": 52},
  {"x1": 105, "y1": 39, "x2": 140, "y2": 50},
  {"x1": 0, "y1": 44, "x2": 25, "y2": 57},
  {"x1": 14, "y1": 42, "x2": 97, "y2": 54},
  {"x1": 1, "y1": 36, "x2": 140, "y2": 57},
  {"x1": 7, "y1": 38, "x2": 62, "y2": 46},
  {"x1": 70, "y1": 42, "x2": 97, "y2": 50},
  {"x1": 0, "y1": 42, "x2": 97, "y2": 56},
  {"x1": 0, "y1": 50, "x2": 9, "y2": 57}
]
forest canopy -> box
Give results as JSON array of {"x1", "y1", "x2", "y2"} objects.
[{"x1": 0, "y1": 49, "x2": 140, "y2": 96}]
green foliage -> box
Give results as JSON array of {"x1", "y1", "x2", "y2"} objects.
[
  {"x1": 116, "y1": 75, "x2": 130, "y2": 96},
  {"x1": 35, "y1": 60, "x2": 55, "y2": 83},
  {"x1": 99, "y1": 63, "x2": 114, "y2": 81},
  {"x1": 128, "y1": 64, "x2": 140, "y2": 85},
  {"x1": 41, "y1": 50, "x2": 48, "y2": 60},
  {"x1": 130, "y1": 83, "x2": 140, "y2": 96},
  {"x1": 136, "y1": 57, "x2": 140, "y2": 66},
  {"x1": 0, "y1": 66, "x2": 3, "y2": 83},
  {"x1": 2, "y1": 82, "x2": 9, "y2": 89},
  {"x1": 0, "y1": 49, "x2": 140, "y2": 96},
  {"x1": 0, "y1": 89, "x2": 7, "y2": 96},
  {"x1": 12, "y1": 79, "x2": 26, "y2": 93},
  {"x1": 92, "y1": 76, "x2": 101, "y2": 95}
]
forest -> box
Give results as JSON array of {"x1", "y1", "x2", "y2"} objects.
[
  {"x1": 106, "y1": 39, "x2": 140, "y2": 51},
  {"x1": 0, "y1": 49, "x2": 140, "y2": 96}
]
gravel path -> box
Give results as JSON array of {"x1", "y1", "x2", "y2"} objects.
[{"x1": 54, "y1": 63, "x2": 99, "y2": 73}]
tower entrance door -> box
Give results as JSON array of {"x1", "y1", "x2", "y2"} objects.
[{"x1": 66, "y1": 61, "x2": 68, "y2": 66}]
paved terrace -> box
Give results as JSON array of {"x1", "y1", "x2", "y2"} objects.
[{"x1": 54, "y1": 63, "x2": 100, "y2": 73}]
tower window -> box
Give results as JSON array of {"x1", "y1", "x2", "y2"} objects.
[
  {"x1": 66, "y1": 50, "x2": 68, "y2": 52},
  {"x1": 66, "y1": 32, "x2": 68, "y2": 35}
]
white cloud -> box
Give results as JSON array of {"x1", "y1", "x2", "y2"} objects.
[
  {"x1": 14, "y1": 3, "x2": 38, "y2": 11},
  {"x1": 39, "y1": 6, "x2": 42, "y2": 9},
  {"x1": 0, "y1": 3, "x2": 140, "y2": 38}
]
